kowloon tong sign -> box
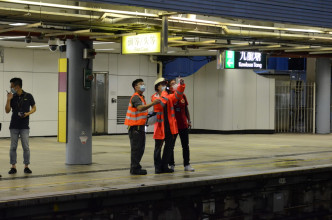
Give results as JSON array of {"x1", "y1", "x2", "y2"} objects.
[{"x1": 225, "y1": 51, "x2": 266, "y2": 69}]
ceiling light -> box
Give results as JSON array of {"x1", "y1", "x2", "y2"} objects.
[
  {"x1": 9, "y1": 23, "x2": 28, "y2": 26},
  {"x1": 0, "y1": 36, "x2": 25, "y2": 40},
  {"x1": 95, "y1": 49, "x2": 115, "y2": 51},
  {"x1": 26, "y1": 45, "x2": 49, "y2": 48},
  {"x1": 93, "y1": 42, "x2": 115, "y2": 45}
]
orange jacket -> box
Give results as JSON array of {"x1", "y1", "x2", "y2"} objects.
[
  {"x1": 124, "y1": 93, "x2": 148, "y2": 126},
  {"x1": 151, "y1": 84, "x2": 185, "y2": 139}
]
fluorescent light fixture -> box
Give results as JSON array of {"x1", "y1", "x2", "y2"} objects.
[
  {"x1": 26, "y1": 45, "x2": 49, "y2": 48},
  {"x1": 93, "y1": 42, "x2": 115, "y2": 45},
  {"x1": 9, "y1": 23, "x2": 28, "y2": 26},
  {"x1": 95, "y1": 48, "x2": 115, "y2": 51},
  {"x1": 208, "y1": 50, "x2": 218, "y2": 51},
  {"x1": 167, "y1": 51, "x2": 176, "y2": 53},
  {"x1": 0, "y1": 36, "x2": 25, "y2": 40}
]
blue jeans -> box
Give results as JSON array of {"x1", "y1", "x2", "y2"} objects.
[{"x1": 10, "y1": 129, "x2": 30, "y2": 165}]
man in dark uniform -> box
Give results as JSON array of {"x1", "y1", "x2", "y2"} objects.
[
  {"x1": 124, "y1": 79, "x2": 160, "y2": 175},
  {"x1": 5, "y1": 78, "x2": 36, "y2": 174}
]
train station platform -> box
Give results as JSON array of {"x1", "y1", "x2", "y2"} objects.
[{"x1": 0, "y1": 133, "x2": 331, "y2": 219}]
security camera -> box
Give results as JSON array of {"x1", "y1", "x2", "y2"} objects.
[
  {"x1": 48, "y1": 38, "x2": 59, "y2": 52},
  {"x1": 59, "y1": 40, "x2": 66, "y2": 52},
  {"x1": 25, "y1": 36, "x2": 32, "y2": 43}
]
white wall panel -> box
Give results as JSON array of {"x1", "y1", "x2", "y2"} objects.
[
  {"x1": 33, "y1": 50, "x2": 60, "y2": 73},
  {"x1": 256, "y1": 76, "x2": 271, "y2": 129},
  {"x1": 108, "y1": 119, "x2": 117, "y2": 134},
  {"x1": 32, "y1": 73, "x2": 58, "y2": 121},
  {"x1": 148, "y1": 59, "x2": 157, "y2": 77},
  {"x1": 243, "y1": 71, "x2": 257, "y2": 129},
  {"x1": 108, "y1": 75, "x2": 118, "y2": 120},
  {"x1": 269, "y1": 79, "x2": 276, "y2": 129},
  {"x1": 193, "y1": 65, "x2": 206, "y2": 129},
  {"x1": 29, "y1": 121, "x2": 57, "y2": 136},
  {"x1": 117, "y1": 75, "x2": 141, "y2": 96},
  {"x1": 94, "y1": 53, "x2": 109, "y2": 72},
  {"x1": 4, "y1": 48, "x2": 33, "y2": 72},
  {"x1": 139, "y1": 55, "x2": 149, "y2": 77},
  {"x1": 118, "y1": 55, "x2": 140, "y2": 76},
  {"x1": 146, "y1": 76, "x2": 157, "y2": 102},
  {"x1": 0, "y1": 71, "x2": 4, "y2": 122},
  {"x1": 192, "y1": 61, "x2": 274, "y2": 131},
  {"x1": 0, "y1": 122, "x2": 10, "y2": 137},
  {"x1": 108, "y1": 54, "x2": 118, "y2": 75},
  {"x1": 218, "y1": 69, "x2": 233, "y2": 130}
]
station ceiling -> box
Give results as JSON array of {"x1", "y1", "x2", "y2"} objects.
[{"x1": 1, "y1": 0, "x2": 332, "y2": 57}]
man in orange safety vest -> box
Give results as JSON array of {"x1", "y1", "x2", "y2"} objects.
[{"x1": 124, "y1": 79, "x2": 160, "y2": 175}]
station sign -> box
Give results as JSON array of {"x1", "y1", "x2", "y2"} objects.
[
  {"x1": 122, "y1": 32, "x2": 161, "y2": 54},
  {"x1": 225, "y1": 50, "x2": 266, "y2": 69}
]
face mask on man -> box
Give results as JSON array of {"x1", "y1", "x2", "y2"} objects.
[
  {"x1": 172, "y1": 84, "x2": 178, "y2": 91},
  {"x1": 139, "y1": 85, "x2": 146, "y2": 92},
  {"x1": 161, "y1": 86, "x2": 166, "y2": 91},
  {"x1": 11, "y1": 87, "x2": 17, "y2": 94}
]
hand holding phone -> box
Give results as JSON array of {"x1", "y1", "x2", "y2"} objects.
[{"x1": 6, "y1": 90, "x2": 13, "y2": 100}]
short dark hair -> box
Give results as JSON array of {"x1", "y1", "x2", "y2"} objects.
[
  {"x1": 132, "y1": 79, "x2": 143, "y2": 89},
  {"x1": 10, "y1": 77, "x2": 22, "y2": 88},
  {"x1": 168, "y1": 79, "x2": 176, "y2": 87}
]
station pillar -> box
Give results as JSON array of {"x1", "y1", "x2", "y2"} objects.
[
  {"x1": 315, "y1": 58, "x2": 331, "y2": 134},
  {"x1": 66, "y1": 39, "x2": 93, "y2": 164}
]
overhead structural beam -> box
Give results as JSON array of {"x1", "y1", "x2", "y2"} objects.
[
  {"x1": 161, "y1": 15, "x2": 168, "y2": 54},
  {"x1": 0, "y1": 0, "x2": 159, "y2": 18},
  {"x1": 0, "y1": 22, "x2": 41, "y2": 34}
]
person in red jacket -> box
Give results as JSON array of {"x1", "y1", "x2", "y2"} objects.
[
  {"x1": 168, "y1": 79, "x2": 195, "y2": 172},
  {"x1": 151, "y1": 77, "x2": 185, "y2": 174},
  {"x1": 124, "y1": 79, "x2": 160, "y2": 175}
]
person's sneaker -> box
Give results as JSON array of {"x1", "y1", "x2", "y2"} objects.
[
  {"x1": 170, "y1": 165, "x2": 175, "y2": 171},
  {"x1": 184, "y1": 165, "x2": 195, "y2": 172},
  {"x1": 130, "y1": 169, "x2": 147, "y2": 175},
  {"x1": 24, "y1": 167, "x2": 32, "y2": 174},
  {"x1": 8, "y1": 168, "x2": 17, "y2": 174}
]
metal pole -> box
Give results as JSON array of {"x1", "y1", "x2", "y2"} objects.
[{"x1": 313, "y1": 83, "x2": 316, "y2": 134}]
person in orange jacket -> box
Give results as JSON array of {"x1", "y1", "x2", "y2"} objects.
[
  {"x1": 151, "y1": 77, "x2": 185, "y2": 174},
  {"x1": 124, "y1": 79, "x2": 160, "y2": 175}
]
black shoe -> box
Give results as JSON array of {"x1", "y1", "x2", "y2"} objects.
[
  {"x1": 162, "y1": 167, "x2": 174, "y2": 173},
  {"x1": 8, "y1": 168, "x2": 17, "y2": 174},
  {"x1": 155, "y1": 169, "x2": 163, "y2": 174},
  {"x1": 130, "y1": 169, "x2": 147, "y2": 175},
  {"x1": 24, "y1": 167, "x2": 32, "y2": 174}
]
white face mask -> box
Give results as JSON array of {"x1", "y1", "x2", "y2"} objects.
[
  {"x1": 139, "y1": 85, "x2": 146, "y2": 92},
  {"x1": 161, "y1": 86, "x2": 166, "y2": 91},
  {"x1": 172, "y1": 84, "x2": 178, "y2": 91},
  {"x1": 11, "y1": 87, "x2": 17, "y2": 94}
]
